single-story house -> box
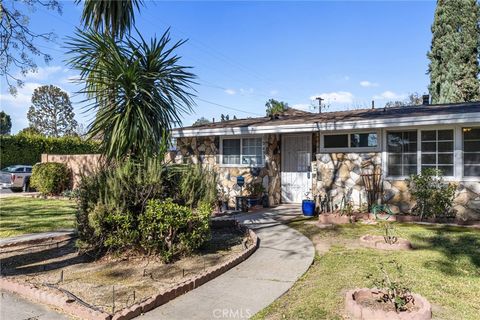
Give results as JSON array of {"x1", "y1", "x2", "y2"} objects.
[{"x1": 171, "y1": 100, "x2": 480, "y2": 220}]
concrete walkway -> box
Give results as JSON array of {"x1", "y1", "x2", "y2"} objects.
[
  {"x1": 0, "y1": 230, "x2": 74, "y2": 248},
  {"x1": 0, "y1": 291, "x2": 68, "y2": 320},
  {"x1": 141, "y1": 205, "x2": 315, "y2": 320}
]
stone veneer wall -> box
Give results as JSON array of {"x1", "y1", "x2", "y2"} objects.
[
  {"x1": 314, "y1": 152, "x2": 480, "y2": 220},
  {"x1": 172, "y1": 134, "x2": 281, "y2": 207}
]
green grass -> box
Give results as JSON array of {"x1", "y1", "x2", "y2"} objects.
[
  {"x1": 0, "y1": 197, "x2": 76, "y2": 238},
  {"x1": 254, "y1": 219, "x2": 480, "y2": 320}
]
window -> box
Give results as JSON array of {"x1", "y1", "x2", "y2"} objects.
[
  {"x1": 222, "y1": 139, "x2": 241, "y2": 165},
  {"x1": 463, "y1": 127, "x2": 480, "y2": 177},
  {"x1": 387, "y1": 131, "x2": 418, "y2": 177},
  {"x1": 421, "y1": 130, "x2": 454, "y2": 176},
  {"x1": 323, "y1": 132, "x2": 377, "y2": 149},
  {"x1": 351, "y1": 132, "x2": 378, "y2": 148},
  {"x1": 324, "y1": 134, "x2": 348, "y2": 148},
  {"x1": 222, "y1": 137, "x2": 263, "y2": 166},
  {"x1": 242, "y1": 138, "x2": 263, "y2": 165}
]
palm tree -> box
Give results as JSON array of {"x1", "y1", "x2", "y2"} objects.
[
  {"x1": 66, "y1": 29, "x2": 196, "y2": 160},
  {"x1": 76, "y1": 0, "x2": 143, "y2": 38}
]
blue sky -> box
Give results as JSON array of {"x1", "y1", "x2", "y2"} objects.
[{"x1": 0, "y1": 0, "x2": 437, "y2": 133}]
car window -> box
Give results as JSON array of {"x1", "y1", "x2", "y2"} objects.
[
  {"x1": 14, "y1": 167, "x2": 25, "y2": 172},
  {"x1": 25, "y1": 167, "x2": 32, "y2": 173},
  {"x1": 1, "y1": 166, "x2": 16, "y2": 173}
]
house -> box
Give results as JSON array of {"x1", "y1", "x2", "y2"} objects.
[{"x1": 171, "y1": 100, "x2": 480, "y2": 220}]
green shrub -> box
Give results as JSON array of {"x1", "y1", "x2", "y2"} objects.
[
  {"x1": 30, "y1": 162, "x2": 71, "y2": 195},
  {"x1": 0, "y1": 134, "x2": 100, "y2": 168},
  {"x1": 139, "y1": 199, "x2": 211, "y2": 262},
  {"x1": 75, "y1": 158, "x2": 167, "y2": 251},
  {"x1": 173, "y1": 164, "x2": 218, "y2": 209},
  {"x1": 408, "y1": 168, "x2": 456, "y2": 219},
  {"x1": 75, "y1": 160, "x2": 216, "y2": 257}
]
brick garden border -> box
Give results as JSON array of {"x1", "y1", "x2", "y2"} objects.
[{"x1": 0, "y1": 220, "x2": 259, "y2": 320}]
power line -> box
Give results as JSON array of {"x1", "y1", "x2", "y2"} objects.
[{"x1": 196, "y1": 97, "x2": 264, "y2": 117}]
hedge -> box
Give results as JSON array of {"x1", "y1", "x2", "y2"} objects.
[{"x1": 0, "y1": 135, "x2": 100, "y2": 168}]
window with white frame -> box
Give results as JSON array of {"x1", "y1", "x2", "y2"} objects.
[
  {"x1": 221, "y1": 137, "x2": 263, "y2": 166},
  {"x1": 323, "y1": 132, "x2": 377, "y2": 149},
  {"x1": 421, "y1": 129, "x2": 454, "y2": 176},
  {"x1": 463, "y1": 127, "x2": 480, "y2": 177},
  {"x1": 387, "y1": 131, "x2": 418, "y2": 177}
]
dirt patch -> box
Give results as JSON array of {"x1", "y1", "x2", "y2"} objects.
[
  {"x1": 0, "y1": 227, "x2": 246, "y2": 314},
  {"x1": 345, "y1": 288, "x2": 432, "y2": 320},
  {"x1": 359, "y1": 235, "x2": 413, "y2": 251}
]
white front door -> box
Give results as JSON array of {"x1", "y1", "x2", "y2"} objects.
[{"x1": 281, "y1": 134, "x2": 312, "y2": 203}]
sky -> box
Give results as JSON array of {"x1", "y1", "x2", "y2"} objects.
[{"x1": 0, "y1": 0, "x2": 437, "y2": 134}]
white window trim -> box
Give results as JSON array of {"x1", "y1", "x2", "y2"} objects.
[
  {"x1": 219, "y1": 135, "x2": 264, "y2": 167},
  {"x1": 319, "y1": 130, "x2": 381, "y2": 153},
  {"x1": 382, "y1": 124, "x2": 479, "y2": 182}
]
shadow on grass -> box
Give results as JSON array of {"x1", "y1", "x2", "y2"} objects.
[
  {"x1": 411, "y1": 226, "x2": 480, "y2": 276},
  {"x1": 0, "y1": 239, "x2": 93, "y2": 276}
]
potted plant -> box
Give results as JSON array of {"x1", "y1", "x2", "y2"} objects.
[{"x1": 245, "y1": 183, "x2": 264, "y2": 208}]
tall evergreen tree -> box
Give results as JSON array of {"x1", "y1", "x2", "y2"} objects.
[
  {"x1": 0, "y1": 111, "x2": 12, "y2": 135},
  {"x1": 28, "y1": 85, "x2": 78, "y2": 137},
  {"x1": 427, "y1": 0, "x2": 480, "y2": 104}
]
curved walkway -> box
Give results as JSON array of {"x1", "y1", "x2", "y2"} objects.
[{"x1": 142, "y1": 205, "x2": 315, "y2": 320}]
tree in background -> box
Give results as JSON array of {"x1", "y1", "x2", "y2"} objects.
[
  {"x1": 27, "y1": 85, "x2": 78, "y2": 137},
  {"x1": 385, "y1": 93, "x2": 424, "y2": 108},
  {"x1": 17, "y1": 126, "x2": 42, "y2": 136},
  {"x1": 193, "y1": 117, "x2": 211, "y2": 126},
  {"x1": 0, "y1": 111, "x2": 12, "y2": 135},
  {"x1": 0, "y1": 0, "x2": 62, "y2": 95},
  {"x1": 265, "y1": 98, "x2": 289, "y2": 116},
  {"x1": 427, "y1": 0, "x2": 480, "y2": 104}
]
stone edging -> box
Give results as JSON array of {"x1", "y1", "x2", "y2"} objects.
[{"x1": 0, "y1": 224, "x2": 259, "y2": 320}]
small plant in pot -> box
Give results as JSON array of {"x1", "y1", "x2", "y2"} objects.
[
  {"x1": 345, "y1": 260, "x2": 432, "y2": 319},
  {"x1": 245, "y1": 183, "x2": 264, "y2": 208}
]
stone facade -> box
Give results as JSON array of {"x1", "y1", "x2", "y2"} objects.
[
  {"x1": 314, "y1": 152, "x2": 381, "y2": 210},
  {"x1": 174, "y1": 134, "x2": 281, "y2": 207},
  {"x1": 313, "y1": 152, "x2": 480, "y2": 220}
]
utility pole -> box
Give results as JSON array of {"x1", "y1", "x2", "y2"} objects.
[{"x1": 315, "y1": 97, "x2": 324, "y2": 113}]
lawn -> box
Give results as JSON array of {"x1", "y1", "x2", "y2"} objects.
[
  {"x1": 254, "y1": 219, "x2": 480, "y2": 320},
  {"x1": 0, "y1": 197, "x2": 76, "y2": 238}
]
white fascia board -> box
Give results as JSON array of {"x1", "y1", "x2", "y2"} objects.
[{"x1": 173, "y1": 112, "x2": 480, "y2": 137}]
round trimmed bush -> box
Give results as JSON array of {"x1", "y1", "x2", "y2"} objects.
[{"x1": 30, "y1": 162, "x2": 71, "y2": 195}]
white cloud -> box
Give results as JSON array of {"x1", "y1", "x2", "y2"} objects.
[
  {"x1": 344, "y1": 75, "x2": 350, "y2": 81},
  {"x1": 239, "y1": 88, "x2": 254, "y2": 95},
  {"x1": 22, "y1": 66, "x2": 63, "y2": 80},
  {"x1": 310, "y1": 91, "x2": 354, "y2": 104},
  {"x1": 373, "y1": 90, "x2": 405, "y2": 100},
  {"x1": 224, "y1": 88, "x2": 236, "y2": 95},
  {"x1": 0, "y1": 82, "x2": 43, "y2": 106},
  {"x1": 360, "y1": 80, "x2": 379, "y2": 87},
  {"x1": 269, "y1": 89, "x2": 279, "y2": 96}
]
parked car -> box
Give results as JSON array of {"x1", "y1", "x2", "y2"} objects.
[{"x1": 0, "y1": 165, "x2": 33, "y2": 192}]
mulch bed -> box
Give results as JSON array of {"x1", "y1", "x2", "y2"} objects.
[{"x1": 0, "y1": 226, "x2": 248, "y2": 314}]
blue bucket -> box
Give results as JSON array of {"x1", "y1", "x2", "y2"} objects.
[{"x1": 302, "y1": 200, "x2": 315, "y2": 216}]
